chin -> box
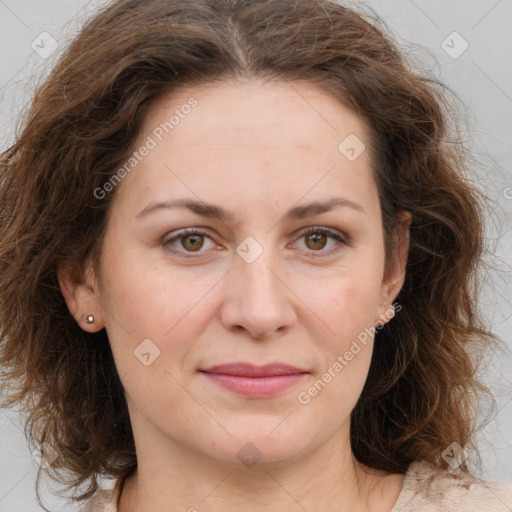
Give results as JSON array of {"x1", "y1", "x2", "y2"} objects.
[{"x1": 201, "y1": 416, "x2": 319, "y2": 468}]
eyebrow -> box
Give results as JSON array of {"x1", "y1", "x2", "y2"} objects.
[{"x1": 135, "y1": 196, "x2": 365, "y2": 221}]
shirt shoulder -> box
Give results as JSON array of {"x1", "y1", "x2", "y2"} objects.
[
  {"x1": 76, "y1": 462, "x2": 512, "y2": 512},
  {"x1": 392, "y1": 460, "x2": 512, "y2": 512},
  {"x1": 78, "y1": 488, "x2": 118, "y2": 512}
]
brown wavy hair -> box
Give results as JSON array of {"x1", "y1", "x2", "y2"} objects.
[{"x1": 0, "y1": 0, "x2": 497, "y2": 508}]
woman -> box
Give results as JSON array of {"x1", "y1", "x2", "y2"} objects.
[{"x1": 0, "y1": 0, "x2": 511, "y2": 511}]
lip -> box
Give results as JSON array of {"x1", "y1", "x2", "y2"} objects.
[
  {"x1": 201, "y1": 362, "x2": 306, "y2": 377},
  {"x1": 199, "y1": 362, "x2": 308, "y2": 398}
]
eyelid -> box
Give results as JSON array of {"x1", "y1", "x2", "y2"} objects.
[
  {"x1": 290, "y1": 226, "x2": 349, "y2": 256},
  {"x1": 163, "y1": 227, "x2": 220, "y2": 256},
  {"x1": 295, "y1": 225, "x2": 348, "y2": 241},
  {"x1": 163, "y1": 225, "x2": 348, "y2": 257}
]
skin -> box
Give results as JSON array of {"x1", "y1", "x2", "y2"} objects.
[{"x1": 59, "y1": 79, "x2": 411, "y2": 512}]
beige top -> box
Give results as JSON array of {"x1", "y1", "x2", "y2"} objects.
[{"x1": 79, "y1": 460, "x2": 512, "y2": 512}]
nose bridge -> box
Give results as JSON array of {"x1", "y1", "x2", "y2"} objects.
[
  {"x1": 240, "y1": 248, "x2": 279, "y2": 301},
  {"x1": 220, "y1": 238, "x2": 295, "y2": 338}
]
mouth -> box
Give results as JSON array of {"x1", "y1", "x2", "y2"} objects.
[{"x1": 199, "y1": 362, "x2": 309, "y2": 398}]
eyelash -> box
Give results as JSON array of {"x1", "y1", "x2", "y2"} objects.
[{"x1": 163, "y1": 226, "x2": 348, "y2": 258}]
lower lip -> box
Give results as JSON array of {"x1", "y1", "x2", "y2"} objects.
[{"x1": 201, "y1": 372, "x2": 307, "y2": 398}]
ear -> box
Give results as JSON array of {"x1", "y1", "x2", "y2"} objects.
[
  {"x1": 375, "y1": 211, "x2": 412, "y2": 326},
  {"x1": 57, "y1": 259, "x2": 104, "y2": 332}
]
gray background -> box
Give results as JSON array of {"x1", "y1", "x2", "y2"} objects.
[{"x1": 0, "y1": 0, "x2": 511, "y2": 510}]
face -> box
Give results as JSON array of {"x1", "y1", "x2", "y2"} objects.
[{"x1": 61, "y1": 79, "x2": 407, "y2": 468}]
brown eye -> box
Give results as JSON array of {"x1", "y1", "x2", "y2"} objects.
[
  {"x1": 181, "y1": 234, "x2": 204, "y2": 252},
  {"x1": 305, "y1": 232, "x2": 328, "y2": 250},
  {"x1": 294, "y1": 227, "x2": 348, "y2": 257},
  {"x1": 164, "y1": 228, "x2": 217, "y2": 255}
]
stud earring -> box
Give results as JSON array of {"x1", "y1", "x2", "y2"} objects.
[{"x1": 85, "y1": 315, "x2": 94, "y2": 324}]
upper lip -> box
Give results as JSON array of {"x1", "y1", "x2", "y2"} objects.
[{"x1": 200, "y1": 362, "x2": 308, "y2": 377}]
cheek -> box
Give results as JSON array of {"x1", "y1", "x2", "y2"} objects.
[
  {"x1": 310, "y1": 263, "x2": 384, "y2": 347},
  {"x1": 97, "y1": 242, "x2": 223, "y2": 379},
  {"x1": 293, "y1": 276, "x2": 380, "y2": 425},
  {"x1": 336, "y1": 278, "x2": 380, "y2": 325},
  {"x1": 99, "y1": 242, "x2": 196, "y2": 334},
  {"x1": 305, "y1": 276, "x2": 382, "y2": 406}
]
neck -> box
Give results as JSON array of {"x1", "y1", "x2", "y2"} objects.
[{"x1": 117, "y1": 419, "x2": 403, "y2": 512}]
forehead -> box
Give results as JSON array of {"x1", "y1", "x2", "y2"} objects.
[
  {"x1": 142, "y1": 79, "x2": 369, "y2": 151},
  {"x1": 111, "y1": 79, "x2": 379, "y2": 223}
]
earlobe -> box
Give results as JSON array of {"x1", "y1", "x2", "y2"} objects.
[
  {"x1": 376, "y1": 211, "x2": 412, "y2": 326},
  {"x1": 57, "y1": 260, "x2": 104, "y2": 332},
  {"x1": 375, "y1": 303, "x2": 396, "y2": 327}
]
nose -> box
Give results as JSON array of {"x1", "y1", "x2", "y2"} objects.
[{"x1": 219, "y1": 248, "x2": 297, "y2": 340}]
